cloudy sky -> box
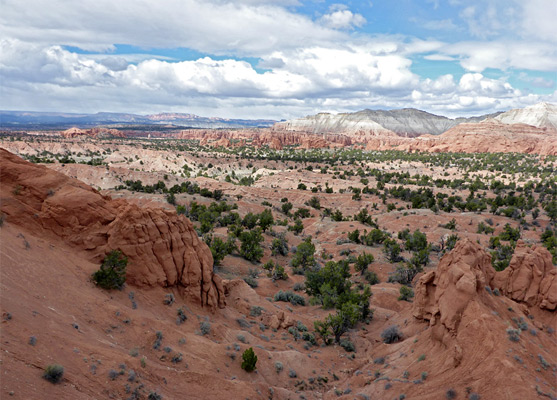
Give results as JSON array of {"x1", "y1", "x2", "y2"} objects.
[{"x1": 1, "y1": 0, "x2": 556, "y2": 119}]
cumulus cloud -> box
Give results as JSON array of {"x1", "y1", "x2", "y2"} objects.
[
  {"x1": 320, "y1": 8, "x2": 366, "y2": 30},
  {"x1": 0, "y1": 0, "x2": 342, "y2": 55},
  {"x1": 1, "y1": 0, "x2": 556, "y2": 119},
  {"x1": 4, "y1": 37, "x2": 553, "y2": 119}
]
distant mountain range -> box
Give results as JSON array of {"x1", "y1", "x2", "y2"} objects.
[
  {"x1": 0, "y1": 111, "x2": 276, "y2": 129},
  {"x1": 274, "y1": 108, "x2": 503, "y2": 136},
  {"x1": 274, "y1": 103, "x2": 557, "y2": 136},
  {"x1": 2, "y1": 103, "x2": 556, "y2": 136}
]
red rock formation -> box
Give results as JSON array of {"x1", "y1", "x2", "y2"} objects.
[
  {"x1": 269, "y1": 137, "x2": 282, "y2": 150},
  {"x1": 178, "y1": 128, "x2": 353, "y2": 149},
  {"x1": 413, "y1": 239, "x2": 495, "y2": 341},
  {"x1": 493, "y1": 241, "x2": 556, "y2": 311},
  {"x1": 210, "y1": 137, "x2": 231, "y2": 148},
  {"x1": 366, "y1": 120, "x2": 557, "y2": 155},
  {"x1": 0, "y1": 148, "x2": 225, "y2": 309},
  {"x1": 61, "y1": 127, "x2": 126, "y2": 138},
  {"x1": 413, "y1": 238, "x2": 556, "y2": 343}
]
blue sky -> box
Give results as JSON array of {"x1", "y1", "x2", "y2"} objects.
[{"x1": 1, "y1": 0, "x2": 556, "y2": 119}]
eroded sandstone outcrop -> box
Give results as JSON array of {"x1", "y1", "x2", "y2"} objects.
[
  {"x1": 0, "y1": 148, "x2": 225, "y2": 309},
  {"x1": 493, "y1": 241, "x2": 556, "y2": 311},
  {"x1": 412, "y1": 239, "x2": 494, "y2": 338},
  {"x1": 412, "y1": 238, "x2": 555, "y2": 376}
]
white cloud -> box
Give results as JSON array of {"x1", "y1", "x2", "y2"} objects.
[
  {"x1": 521, "y1": 0, "x2": 557, "y2": 42},
  {"x1": 320, "y1": 9, "x2": 366, "y2": 30},
  {"x1": 0, "y1": 0, "x2": 343, "y2": 55},
  {"x1": 435, "y1": 41, "x2": 557, "y2": 72},
  {"x1": 4, "y1": 38, "x2": 554, "y2": 119},
  {"x1": 1, "y1": 0, "x2": 556, "y2": 119}
]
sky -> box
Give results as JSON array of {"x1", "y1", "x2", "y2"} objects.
[{"x1": 1, "y1": 0, "x2": 556, "y2": 119}]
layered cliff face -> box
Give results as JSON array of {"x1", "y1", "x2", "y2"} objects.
[
  {"x1": 178, "y1": 128, "x2": 353, "y2": 148},
  {"x1": 0, "y1": 148, "x2": 225, "y2": 309}
]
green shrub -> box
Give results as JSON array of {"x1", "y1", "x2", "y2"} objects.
[
  {"x1": 92, "y1": 250, "x2": 127, "y2": 290},
  {"x1": 241, "y1": 347, "x2": 257, "y2": 372},
  {"x1": 506, "y1": 328, "x2": 520, "y2": 342},
  {"x1": 445, "y1": 234, "x2": 459, "y2": 251},
  {"x1": 239, "y1": 229, "x2": 264, "y2": 262},
  {"x1": 258, "y1": 209, "x2": 274, "y2": 231},
  {"x1": 208, "y1": 236, "x2": 236, "y2": 265},
  {"x1": 388, "y1": 264, "x2": 420, "y2": 285},
  {"x1": 398, "y1": 286, "x2": 414, "y2": 302},
  {"x1": 274, "y1": 290, "x2": 305, "y2": 306},
  {"x1": 355, "y1": 252, "x2": 374, "y2": 274},
  {"x1": 271, "y1": 234, "x2": 289, "y2": 256},
  {"x1": 340, "y1": 339, "x2": 355, "y2": 352},
  {"x1": 43, "y1": 364, "x2": 64, "y2": 383},
  {"x1": 291, "y1": 237, "x2": 316, "y2": 272},
  {"x1": 364, "y1": 270, "x2": 379, "y2": 285},
  {"x1": 263, "y1": 260, "x2": 288, "y2": 281},
  {"x1": 243, "y1": 275, "x2": 259, "y2": 288},
  {"x1": 383, "y1": 239, "x2": 402, "y2": 262},
  {"x1": 288, "y1": 218, "x2": 304, "y2": 235}
]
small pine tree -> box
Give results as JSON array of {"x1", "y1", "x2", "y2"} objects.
[
  {"x1": 92, "y1": 250, "x2": 127, "y2": 290},
  {"x1": 241, "y1": 347, "x2": 258, "y2": 372}
]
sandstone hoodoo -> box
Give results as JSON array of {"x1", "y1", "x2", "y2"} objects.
[
  {"x1": 493, "y1": 241, "x2": 557, "y2": 311},
  {"x1": 411, "y1": 239, "x2": 556, "y2": 399},
  {"x1": 0, "y1": 148, "x2": 225, "y2": 309}
]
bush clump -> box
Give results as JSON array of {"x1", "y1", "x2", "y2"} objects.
[
  {"x1": 241, "y1": 347, "x2": 257, "y2": 372},
  {"x1": 381, "y1": 325, "x2": 403, "y2": 344},
  {"x1": 92, "y1": 250, "x2": 127, "y2": 290},
  {"x1": 43, "y1": 364, "x2": 64, "y2": 384},
  {"x1": 200, "y1": 321, "x2": 211, "y2": 336},
  {"x1": 340, "y1": 339, "x2": 355, "y2": 352},
  {"x1": 274, "y1": 290, "x2": 305, "y2": 306},
  {"x1": 398, "y1": 286, "x2": 414, "y2": 302}
]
